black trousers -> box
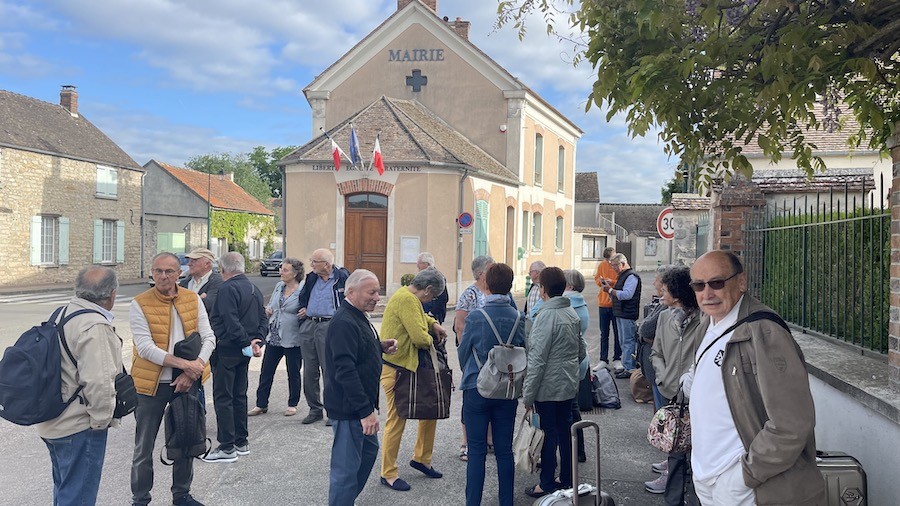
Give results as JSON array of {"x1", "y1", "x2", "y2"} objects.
[
  {"x1": 255, "y1": 345, "x2": 302, "y2": 408},
  {"x1": 665, "y1": 451, "x2": 699, "y2": 506},
  {"x1": 211, "y1": 354, "x2": 250, "y2": 451}
]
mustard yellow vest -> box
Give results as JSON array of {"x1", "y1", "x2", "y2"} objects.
[{"x1": 132, "y1": 286, "x2": 210, "y2": 395}]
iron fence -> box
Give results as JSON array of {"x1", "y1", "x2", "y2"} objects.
[{"x1": 743, "y1": 177, "x2": 890, "y2": 354}]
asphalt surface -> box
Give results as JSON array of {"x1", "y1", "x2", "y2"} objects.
[{"x1": 0, "y1": 272, "x2": 667, "y2": 505}]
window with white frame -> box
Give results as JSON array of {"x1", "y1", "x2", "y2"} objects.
[
  {"x1": 96, "y1": 165, "x2": 118, "y2": 198},
  {"x1": 533, "y1": 134, "x2": 543, "y2": 185},
  {"x1": 475, "y1": 200, "x2": 489, "y2": 257},
  {"x1": 532, "y1": 212, "x2": 542, "y2": 251},
  {"x1": 30, "y1": 215, "x2": 69, "y2": 266},
  {"x1": 557, "y1": 146, "x2": 565, "y2": 193},
  {"x1": 555, "y1": 216, "x2": 564, "y2": 250},
  {"x1": 581, "y1": 236, "x2": 607, "y2": 260},
  {"x1": 94, "y1": 219, "x2": 124, "y2": 264}
]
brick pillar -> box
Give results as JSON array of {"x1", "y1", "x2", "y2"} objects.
[
  {"x1": 888, "y1": 126, "x2": 900, "y2": 391},
  {"x1": 711, "y1": 176, "x2": 765, "y2": 258}
]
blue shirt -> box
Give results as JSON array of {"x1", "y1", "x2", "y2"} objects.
[
  {"x1": 616, "y1": 274, "x2": 639, "y2": 301},
  {"x1": 306, "y1": 270, "x2": 338, "y2": 317}
]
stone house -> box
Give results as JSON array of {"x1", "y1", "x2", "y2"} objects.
[
  {"x1": 0, "y1": 86, "x2": 143, "y2": 287},
  {"x1": 597, "y1": 203, "x2": 672, "y2": 271},
  {"x1": 573, "y1": 172, "x2": 616, "y2": 274},
  {"x1": 142, "y1": 160, "x2": 275, "y2": 265}
]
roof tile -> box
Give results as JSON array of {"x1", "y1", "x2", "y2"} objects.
[{"x1": 153, "y1": 161, "x2": 273, "y2": 215}]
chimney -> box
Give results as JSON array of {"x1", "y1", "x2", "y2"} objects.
[
  {"x1": 223, "y1": 172, "x2": 234, "y2": 182},
  {"x1": 59, "y1": 85, "x2": 78, "y2": 117},
  {"x1": 398, "y1": 0, "x2": 437, "y2": 13},
  {"x1": 450, "y1": 16, "x2": 470, "y2": 40}
]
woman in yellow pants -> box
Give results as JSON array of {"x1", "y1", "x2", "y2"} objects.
[{"x1": 379, "y1": 268, "x2": 448, "y2": 492}]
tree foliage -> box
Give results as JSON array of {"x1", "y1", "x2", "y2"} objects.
[
  {"x1": 186, "y1": 152, "x2": 273, "y2": 204},
  {"x1": 660, "y1": 174, "x2": 681, "y2": 204},
  {"x1": 249, "y1": 145, "x2": 297, "y2": 198},
  {"x1": 497, "y1": 0, "x2": 900, "y2": 187}
]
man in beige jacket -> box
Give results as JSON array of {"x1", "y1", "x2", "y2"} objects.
[{"x1": 36, "y1": 266, "x2": 123, "y2": 505}]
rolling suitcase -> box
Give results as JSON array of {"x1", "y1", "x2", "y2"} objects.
[
  {"x1": 816, "y1": 451, "x2": 867, "y2": 506},
  {"x1": 533, "y1": 420, "x2": 615, "y2": 506}
]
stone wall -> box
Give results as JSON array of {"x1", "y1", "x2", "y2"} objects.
[{"x1": 0, "y1": 147, "x2": 143, "y2": 286}]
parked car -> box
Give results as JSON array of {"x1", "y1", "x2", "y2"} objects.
[
  {"x1": 148, "y1": 253, "x2": 191, "y2": 286},
  {"x1": 260, "y1": 250, "x2": 284, "y2": 277}
]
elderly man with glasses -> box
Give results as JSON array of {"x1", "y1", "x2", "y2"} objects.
[
  {"x1": 296, "y1": 248, "x2": 351, "y2": 425},
  {"x1": 685, "y1": 250, "x2": 825, "y2": 506}
]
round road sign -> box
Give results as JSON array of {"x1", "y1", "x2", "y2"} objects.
[
  {"x1": 458, "y1": 212, "x2": 474, "y2": 228},
  {"x1": 657, "y1": 207, "x2": 675, "y2": 240}
]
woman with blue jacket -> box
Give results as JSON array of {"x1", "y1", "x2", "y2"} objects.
[
  {"x1": 458, "y1": 263, "x2": 525, "y2": 506},
  {"x1": 564, "y1": 269, "x2": 591, "y2": 463}
]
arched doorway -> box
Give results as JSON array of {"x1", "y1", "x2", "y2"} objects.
[{"x1": 344, "y1": 192, "x2": 388, "y2": 289}]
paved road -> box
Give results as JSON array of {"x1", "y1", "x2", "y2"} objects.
[{"x1": 0, "y1": 272, "x2": 667, "y2": 505}]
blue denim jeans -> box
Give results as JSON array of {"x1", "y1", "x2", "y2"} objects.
[
  {"x1": 534, "y1": 399, "x2": 574, "y2": 492},
  {"x1": 598, "y1": 307, "x2": 621, "y2": 362},
  {"x1": 43, "y1": 428, "x2": 108, "y2": 505},
  {"x1": 616, "y1": 318, "x2": 638, "y2": 370},
  {"x1": 329, "y1": 419, "x2": 379, "y2": 506},
  {"x1": 462, "y1": 389, "x2": 517, "y2": 506}
]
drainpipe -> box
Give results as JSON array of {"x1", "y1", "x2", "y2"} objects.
[
  {"x1": 457, "y1": 168, "x2": 469, "y2": 300},
  {"x1": 280, "y1": 164, "x2": 287, "y2": 254},
  {"x1": 139, "y1": 171, "x2": 146, "y2": 278}
]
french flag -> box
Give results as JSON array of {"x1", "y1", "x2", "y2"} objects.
[
  {"x1": 372, "y1": 136, "x2": 385, "y2": 176},
  {"x1": 330, "y1": 138, "x2": 343, "y2": 171}
]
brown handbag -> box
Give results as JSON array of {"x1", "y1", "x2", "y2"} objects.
[
  {"x1": 393, "y1": 344, "x2": 452, "y2": 420},
  {"x1": 629, "y1": 369, "x2": 654, "y2": 404}
]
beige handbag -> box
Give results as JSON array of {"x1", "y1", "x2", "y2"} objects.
[{"x1": 513, "y1": 413, "x2": 544, "y2": 474}]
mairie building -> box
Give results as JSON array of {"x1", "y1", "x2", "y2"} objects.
[{"x1": 279, "y1": 0, "x2": 581, "y2": 298}]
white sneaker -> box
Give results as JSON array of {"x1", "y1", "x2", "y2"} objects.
[
  {"x1": 651, "y1": 459, "x2": 668, "y2": 474},
  {"x1": 202, "y1": 448, "x2": 238, "y2": 463},
  {"x1": 592, "y1": 360, "x2": 609, "y2": 372},
  {"x1": 235, "y1": 444, "x2": 250, "y2": 456},
  {"x1": 612, "y1": 360, "x2": 624, "y2": 372}
]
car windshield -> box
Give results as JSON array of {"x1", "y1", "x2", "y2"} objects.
[{"x1": 270, "y1": 251, "x2": 283, "y2": 260}]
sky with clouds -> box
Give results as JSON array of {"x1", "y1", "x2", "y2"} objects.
[{"x1": 0, "y1": 0, "x2": 677, "y2": 202}]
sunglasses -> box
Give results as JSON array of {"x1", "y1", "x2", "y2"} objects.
[{"x1": 690, "y1": 271, "x2": 740, "y2": 292}]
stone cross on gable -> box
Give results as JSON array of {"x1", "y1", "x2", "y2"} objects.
[{"x1": 405, "y1": 69, "x2": 427, "y2": 92}]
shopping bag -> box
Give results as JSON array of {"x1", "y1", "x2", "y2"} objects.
[{"x1": 513, "y1": 412, "x2": 544, "y2": 474}]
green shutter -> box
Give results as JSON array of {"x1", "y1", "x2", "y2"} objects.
[
  {"x1": 109, "y1": 168, "x2": 118, "y2": 198},
  {"x1": 96, "y1": 167, "x2": 104, "y2": 195},
  {"x1": 30, "y1": 216, "x2": 41, "y2": 265},
  {"x1": 58, "y1": 217, "x2": 70, "y2": 265},
  {"x1": 116, "y1": 220, "x2": 125, "y2": 263},
  {"x1": 93, "y1": 219, "x2": 103, "y2": 263},
  {"x1": 475, "y1": 200, "x2": 489, "y2": 257}
]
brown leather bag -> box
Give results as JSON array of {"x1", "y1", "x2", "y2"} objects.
[{"x1": 630, "y1": 369, "x2": 654, "y2": 404}]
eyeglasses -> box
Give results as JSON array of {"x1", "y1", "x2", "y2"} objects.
[
  {"x1": 152, "y1": 268, "x2": 179, "y2": 277},
  {"x1": 310, "y1": 259, "x2": 327, "y2": 265},
  {"x1": 690, "y1": 271, "x2": 740, "y2": 292}
]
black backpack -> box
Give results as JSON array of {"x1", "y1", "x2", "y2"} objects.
[
  {"x1": 160, "y1": 385, "x2": 211, "y2": 465},
  {"x1": 0, "y1": 306, "x2": 100, "y2": 426}
]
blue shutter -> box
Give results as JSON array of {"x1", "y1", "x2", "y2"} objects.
[
  {"x1": 93, "y1": 219, "x2": 103, "y2": 263},
  {"x1": 475, "y1": 200, "x2": 489, "y2": 257},
  {"x1": 96, "y1": 167, "x2": 104, "y2": 195},
  {"x1": 30, "y1": 216, "x2": 41, "y2": 265},
  {"x1": 116, "y1": 220, "x2": 125, "y2": 263},
  {"x1": 58, "y1": 217, "x2": 70, "y2": 265},
  {"x1": 109, "y1": 168, "x2": 118, "y2": 198}
]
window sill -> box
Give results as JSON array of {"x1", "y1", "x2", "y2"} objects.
[
  {"x1": 36, "y1": 263, "x2": 59, "y2": 269},
  {"x1": 95, "y1": 194, "x2": 118, "y2": 200}
]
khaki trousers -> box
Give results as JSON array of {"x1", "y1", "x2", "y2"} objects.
[{"x1": 380, "y1": 364, "x2": 437, "y2": 479}]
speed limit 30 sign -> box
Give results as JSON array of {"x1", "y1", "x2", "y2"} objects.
[{"x1": 657, "y1": 207, "x2": 675, "y2": 240}]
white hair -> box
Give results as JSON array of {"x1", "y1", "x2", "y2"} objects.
[
  {"x1": 346, "y1": 269, "x2": 378, "y2": 291},
  {"x1": 219, "y1": 251, "x2": 245, "y2": 274},
  {"x1": 417, "y1": 252, "x2": 435, "y2": 266}
]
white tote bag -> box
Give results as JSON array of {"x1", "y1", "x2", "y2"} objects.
[{"x1": 513, "y1": 412, "x2": 544, "y2": 474}]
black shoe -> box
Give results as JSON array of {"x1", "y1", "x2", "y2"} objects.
[
  {"x1": 410, "y1": 460, "x2": 443, "y2": 478},
  {"x1": 380, "y1": 477, "x2": 411, "y2": 491},
  {"x1": 301, "y1": 412, "x2": 323, "y2": 424},
  {"x1": 524, "y1": 485, "x2": 553, "y2": 498},
  {"x1": 325, "y1": 418, "x2": 333, "y2": 427},
  {"x1": 578, "y1": 453, "x2": 587, "y2": 463},
  {"x1": 173, "y1": 495, "x2": 204, "y2": 506},
  {"x1": 614, "y1": 369, "x2": 631, "y2": 379}
]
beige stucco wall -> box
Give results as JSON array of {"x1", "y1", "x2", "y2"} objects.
[
  {"x1": 325, "y1": 23, "x2": 509, "y2": 165},
  {"x1": 0, "y1": 147, "x2": 143, "y2": 286},
  {"x1": 283, "y1": 171, "x2": 339, "y2": 261}
]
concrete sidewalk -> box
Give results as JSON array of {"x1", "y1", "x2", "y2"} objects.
[{"x1": 0, "y1": 272, "x2": 667, "y2": 505}]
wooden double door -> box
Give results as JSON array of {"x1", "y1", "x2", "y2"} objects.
[{"x1": 344, "y1": 194, "x2": 388, "y2": 290}]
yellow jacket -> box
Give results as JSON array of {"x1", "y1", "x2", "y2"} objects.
[{"x1": 380, "y1": 287, "x2": 436, "y2": 371}]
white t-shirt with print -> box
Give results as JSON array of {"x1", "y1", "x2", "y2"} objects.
[{"x1": 690, "y1": 296, "x2": 746, "y2": 482}]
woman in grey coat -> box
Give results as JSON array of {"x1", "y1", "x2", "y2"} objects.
[
  {"x1": 249, "y1": 257, "x2": 305, "y2": 416},
  {"x1": 522, "y1": 267, "x2": 586, "y2": 499}
]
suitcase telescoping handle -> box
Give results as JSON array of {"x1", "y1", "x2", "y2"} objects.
[{"x1": 570, "y1": 419, "x2": 601, "y2": 506}]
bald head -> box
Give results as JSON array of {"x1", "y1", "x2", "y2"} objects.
[
  {"x1": 310, "y1": 248, "x2": 335, "y2": 279},
  {"x1": 75, "y1": 266, "x2": 118, "y2": 310}
]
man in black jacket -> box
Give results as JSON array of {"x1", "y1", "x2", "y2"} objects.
[
  {"x1": 180, "y1": 247, "x2": 223, "y2": 313},
  {"x1": 296, "y1": 248, "x2": 350, "y2": 424},
  {"x1": 204, "y1": 252, "x2": 267, "y2": 463},
  {"x1": 603, "y1": 253, "x2": 642, "y2": 378},
  {"x1": 324, "y1": 269, "x2": 397, "y2": 506}
]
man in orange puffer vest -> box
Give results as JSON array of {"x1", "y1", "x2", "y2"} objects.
[{"x1": 129, "y1": 252, "x2": 216, "y2": 506}]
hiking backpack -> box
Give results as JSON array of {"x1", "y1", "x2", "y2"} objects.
[
  {"x1": 592, "y1": 368, "x2": 622, "y2": 409},
  {"x1": 161, "y1": 385, "x2": 211, "y2": 464},
  {"x1": 472, "y1": 309, "x2": 527, "y2": 400},
  {"x1": 0, "y1": 306, "x2": 100, "y2": 426}
]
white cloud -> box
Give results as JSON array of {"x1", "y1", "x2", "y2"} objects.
[{"x1": 578, "y1": 132, "x2": 678, "y2": 203}]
